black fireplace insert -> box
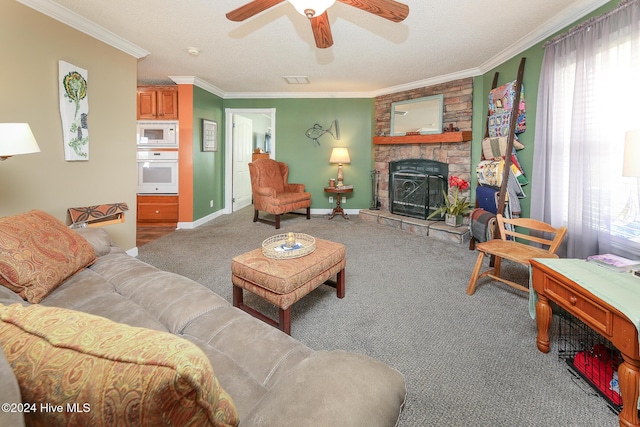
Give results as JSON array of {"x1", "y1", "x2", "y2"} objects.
[{"x1": 389, "y1": 159, "x2": 448, "y2": 220}]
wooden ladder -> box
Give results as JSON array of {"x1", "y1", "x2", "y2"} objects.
[{"x1": 470, "y1": 57, "x2": 526, "y2": 249}]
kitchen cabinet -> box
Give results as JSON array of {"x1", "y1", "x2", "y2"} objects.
[
  {"x1": 137, "y1": 195, "x2": 178, "y2": 226},
  {"x1": 137, "y1": 86, "x2": 178, "y2": 120}
]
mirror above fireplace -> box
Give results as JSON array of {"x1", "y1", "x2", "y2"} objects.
[{"x1": 390, "y1": 94, "x2": 443, "y2": 136}]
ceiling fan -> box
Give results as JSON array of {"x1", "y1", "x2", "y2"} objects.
[{"x1": 226, "y1": 0, "x2": 409, "y2": 49}]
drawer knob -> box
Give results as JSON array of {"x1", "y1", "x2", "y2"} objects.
[
  {"x1": 155, "y1": 210, "x2": 160, "y2": 214},
  {"x1": 569, "y1": 295, "x2": 577, "y2": 305}
]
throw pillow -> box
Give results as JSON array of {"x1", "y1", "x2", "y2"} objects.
[
  {"x1": 73, "y1": 227, "x2": 113, "y2": 257},
  {"x1": 0, "y1": 210, "x2": 97, "y2": 303},
  {"x1": 0, "y1": 303, "x2": 238, "y2": 427}
]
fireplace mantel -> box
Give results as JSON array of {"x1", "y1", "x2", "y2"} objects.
[{"x1": 373, "y1": 131, "x2": 472, "y2": 145}]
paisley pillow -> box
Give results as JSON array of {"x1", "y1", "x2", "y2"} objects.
[
  {"x1": 0, "y1": 304, "x2": 239, "y2": 427},
  {"x1": 0, "y1": 210, "x2": 96, "y2": 303}
]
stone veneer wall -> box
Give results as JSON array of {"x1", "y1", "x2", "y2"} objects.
[{"x1": 374, "y1": 78, "x2": 473, "y2": 212}]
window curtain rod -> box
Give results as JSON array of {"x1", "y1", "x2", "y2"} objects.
[{"x1": 545, "y1": 0, "x2": 639, "y2": 47}]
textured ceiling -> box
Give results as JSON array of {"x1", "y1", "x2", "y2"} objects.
[{"x1": 27, "y1": 0, "x2": 610, "y2": 97}]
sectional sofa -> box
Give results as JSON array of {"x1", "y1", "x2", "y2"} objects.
[{"x1": 0, "y1": 210, "x2": 406, "y2": 426}]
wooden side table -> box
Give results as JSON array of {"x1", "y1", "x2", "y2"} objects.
[
  {"x1": 324, "y1": 186, "x2": 353, "y2": 220},
  {"x1": 531, "y1": 259, "x2": 640, "y2": 427}
]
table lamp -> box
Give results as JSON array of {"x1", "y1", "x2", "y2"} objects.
[
  {"x1": 330, "y1": 147, "x2": 350, "y2": 187},
  {"x1": 0, "y1": 123, "x2": 41, "y2": 161}
]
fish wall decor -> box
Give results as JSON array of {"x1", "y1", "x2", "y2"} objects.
[{"x1": 305, "y1": 120, "x2": 340, "y2": 146}]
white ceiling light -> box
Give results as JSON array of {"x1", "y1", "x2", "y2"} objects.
[
  {"x1": 186, "y1": 47, "x2": 200, "y2": 56},
  {"x1": 288, "y1": 0, "x2": 336, "y2": 18}
]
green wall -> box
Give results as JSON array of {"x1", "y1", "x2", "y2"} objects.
[
  {"x1": 472, "y1": 0, "x2": 619, "y2": 219},
  {"x1": 192, "y1": 87, "x2": 225, "y2": 219},
  {"x1": 223, "y1": 98, "x2": 375, "y2": 210}
]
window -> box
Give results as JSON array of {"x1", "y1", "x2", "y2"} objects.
[{"x1": 532, "y1": 2, "x2": 640, "y2": 258}]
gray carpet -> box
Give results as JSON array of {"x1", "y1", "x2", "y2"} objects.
[{"x1": 137, "y1": 207, "x2": 619, "y2": 427}]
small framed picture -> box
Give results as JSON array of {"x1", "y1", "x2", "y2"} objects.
[{"x1": 202, "y1": 119, "x2": 217, "y2": 152}]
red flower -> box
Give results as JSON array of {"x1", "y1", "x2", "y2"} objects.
[{"x1": 449, "y1": 176, "x2": 469, "y2": 190}]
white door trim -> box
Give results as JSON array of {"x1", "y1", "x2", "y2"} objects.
[{"x1": 224, "y1": 108, "x2": 276, "y2": 214}]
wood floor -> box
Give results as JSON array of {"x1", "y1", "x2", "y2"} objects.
[{"x1": 136, "y1": 226, "x2": 176, "y2": 247}]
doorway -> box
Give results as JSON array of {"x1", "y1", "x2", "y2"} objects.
[
  {"x1": 224, "y1": 108, "x2": 276, "y2": 213},
  {"x1": 231, "y1": 114, "x2": 252, "y2": 211}
]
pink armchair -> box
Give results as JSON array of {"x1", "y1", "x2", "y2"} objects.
[{"x1": 249, "y1": 158, "x2": 311, "y2": 229}]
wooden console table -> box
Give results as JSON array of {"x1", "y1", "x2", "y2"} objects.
[{"x1": 531, "y1": 258, "x2": 640, "y2": 427}]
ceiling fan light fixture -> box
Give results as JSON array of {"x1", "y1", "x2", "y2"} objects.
[{"x1": 288, "y1": 0, "x2": 336, "y2": 18}]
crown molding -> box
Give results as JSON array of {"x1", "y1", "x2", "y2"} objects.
[
  {"x1": 169, "y1": 76, "x2": 226, "y2": 98},
  {"x1": 370, "y1": 68, "x2": 483, "y2": 97},
  {"x1": 477, "y1": 0, "x2": 611, "y2": 74},
  {"x1": 216, "y1": 67, "x2": 482, "y2": 99},
  {"x1": 17, "y1": 0, "x2": 149, "y2": 59},
  {"x1": 222, "y1": 91, "x2": 372, "y2": 99}
]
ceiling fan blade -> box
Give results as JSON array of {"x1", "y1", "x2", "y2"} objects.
[
  {"x1": 310, "y1": 12, "x2": 333, "y2": 48},
  {"x1": 337, "y1": 0, "x2": 409, "y2": 23},
  {"x1": 226, "y1": 0, "x2": 285, "y2": 22}
]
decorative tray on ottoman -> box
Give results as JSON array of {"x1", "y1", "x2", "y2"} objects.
[{"x1": 262, "y1": 233, "x2": 316, "y2": 259}]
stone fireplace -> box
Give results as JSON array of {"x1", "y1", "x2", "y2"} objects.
[{"x1": 373, "y1": 78, "x2": 473, "y2": 214}]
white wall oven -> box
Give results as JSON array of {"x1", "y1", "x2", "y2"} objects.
[
  {"x1": 136, "y1": 151, "x2": 178, "y2": 194},
  {"x1": 137, "y1": 120, "x2": 179, "y2": 148}
]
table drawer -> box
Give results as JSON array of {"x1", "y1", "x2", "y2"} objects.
[
  {"x1": 543, "y1": 275, "x2": 613, "y2": 336},
  {"x1": 137, "y1": 195, "x2": 178, "y2": 224},
  {"x1": 138, "y1": 204, "x2": 178, "y2": 221}
]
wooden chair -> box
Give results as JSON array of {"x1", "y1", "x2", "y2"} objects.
[
  {"x1": 248, "y1": 158, "x2": 311, "y2": 229},
  {"x1": 467, "y1": 214, "x2": 567, "y2": 295}
]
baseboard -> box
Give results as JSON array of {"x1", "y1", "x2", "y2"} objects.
[
  {"x1": 177, "y1": 209, "x2": 225, "y2": 229},
  {"x1": 171, "y1": 208, "x2": 358, "y2": 230},
  {"x1": 311, "y1": 208, "x2": 360, "y2": 216}
]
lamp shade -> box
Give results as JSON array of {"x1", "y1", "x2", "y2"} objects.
[
  {"x1": 288, "y1": 0, "x2": 335, "y2": 17},
  {"x1": 623, "y1": 129, "x2": 640, "y2": 177},
  {"x1": 0, "y1": 123, "x2": 40, "y2": 159},
  {"x1": 329, "y1": 147, "x2": 350, "y2": 164}
]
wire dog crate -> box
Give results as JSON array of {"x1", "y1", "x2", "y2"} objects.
[{"x1": 557, "y1": 308, "x2": 627, "y2": 413}]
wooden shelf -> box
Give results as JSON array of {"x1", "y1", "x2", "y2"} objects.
[
  {"x1": 86, "y1": 215, "x2": 125, "y2": 228},
  {"x1": 373, "y1": 131, "x2": 472, "y2": 145}
]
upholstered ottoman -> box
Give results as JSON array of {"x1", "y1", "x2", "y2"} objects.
[{"x1": 231, "y1": 238, "x2": 346, "y2": 335}]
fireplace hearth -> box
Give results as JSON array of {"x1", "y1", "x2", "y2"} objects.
[{"x1": 389, "y1": 159, "x2": 448, "y2": 220}]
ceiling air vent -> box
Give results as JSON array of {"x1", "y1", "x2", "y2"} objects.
[{"x1": 284, "y1": 76, "x2": 310, "y2": 84}]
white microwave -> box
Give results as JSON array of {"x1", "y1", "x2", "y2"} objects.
[
  {"x1": 136, "y1": 151, "x2": 179, "y2": 194},
  {"x1": 137, "y1": 120, "x2": 179, "y2": 148}
]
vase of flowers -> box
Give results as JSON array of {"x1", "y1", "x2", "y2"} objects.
[
  {"x1": 445, "y1": 213, "x2": 463, "y2": 227},
  {"x1": 427, "y1": 176, "x2": 471, "y2": 227}
]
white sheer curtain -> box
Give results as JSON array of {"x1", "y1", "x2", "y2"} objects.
[{"x1": 531, "y1": 0, "x2": 640, "y2": 259}]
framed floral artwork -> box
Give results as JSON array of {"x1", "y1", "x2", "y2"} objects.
[
  {"x1": 202, "y1": 119, "x2": 217, "y2": 152},
  {"x1": 59, "y1": 60, "x2": 89, "y2": 161}
]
